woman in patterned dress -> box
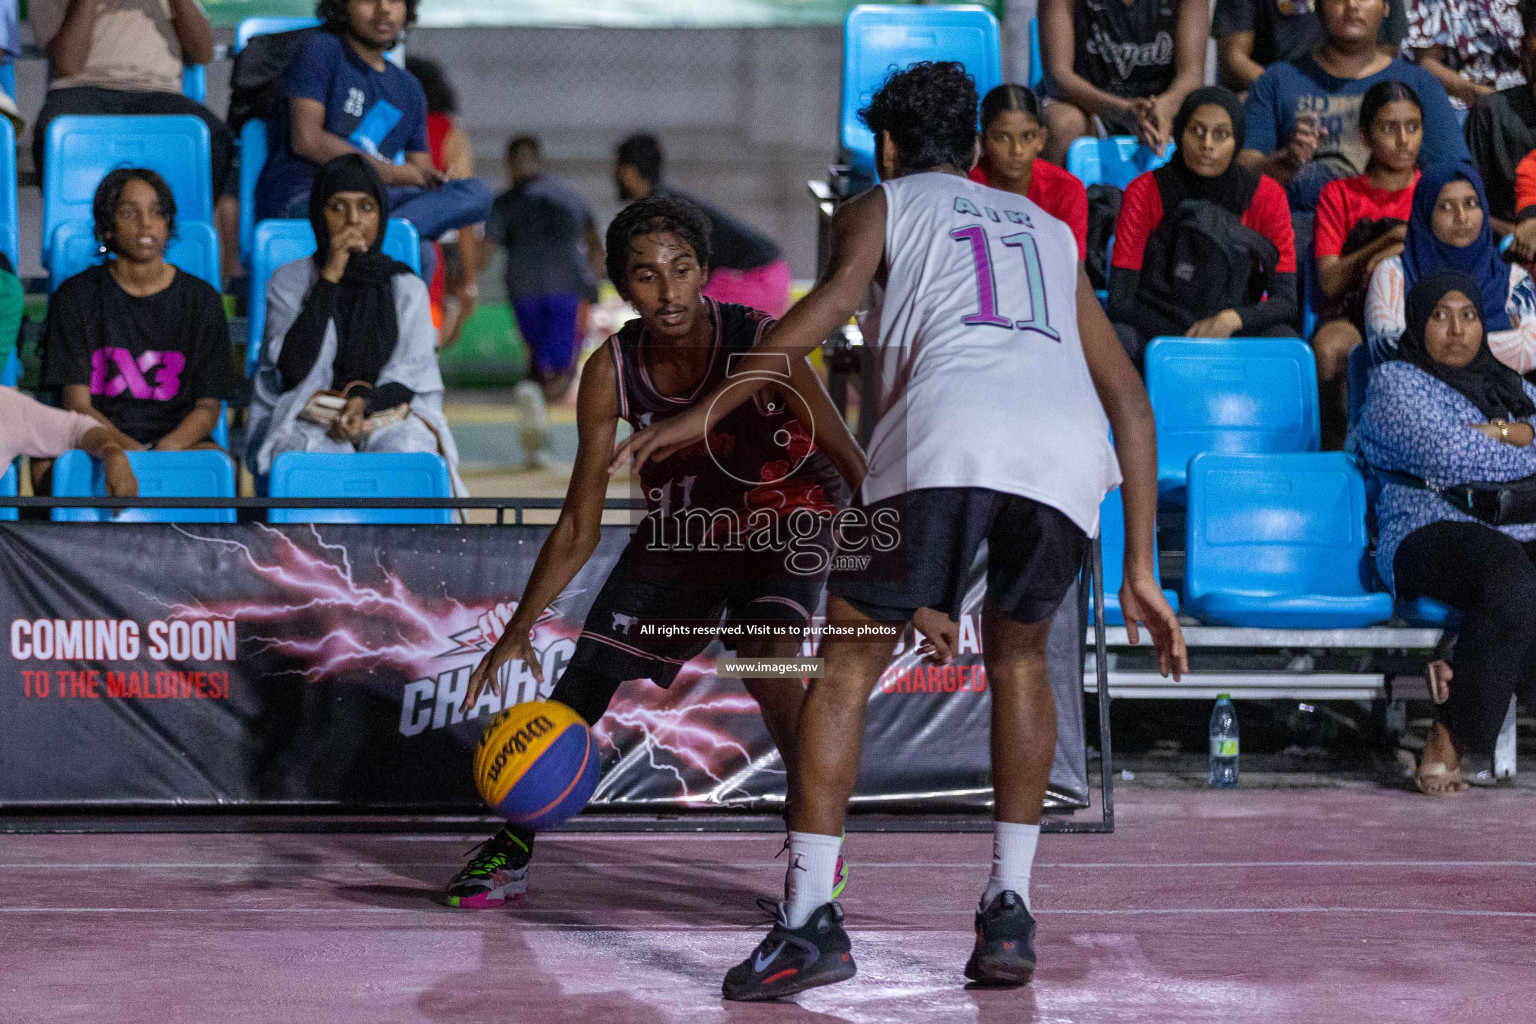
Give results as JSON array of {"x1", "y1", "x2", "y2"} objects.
[{"x1": 1358, "y1": 269, "x2": 1536, "y2": 793}]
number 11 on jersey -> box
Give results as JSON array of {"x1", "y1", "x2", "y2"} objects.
[{"x1": 950, "y1": 225, "x2": 1061, "y2": 341}]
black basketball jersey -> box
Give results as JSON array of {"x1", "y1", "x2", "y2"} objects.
[{"x1": 607, "y1": 299, "x2": 846, "y2": 551}]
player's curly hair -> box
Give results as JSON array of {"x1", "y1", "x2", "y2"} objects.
[
  {"x1": 316, "y1": 0, "x2": 418, "y2": 39},
  {"x1": 860, "y1": 61, "x2": 978, "y2": 175},
  {"x1": 604, "y1": 196, "x2": 712, "y2": 292},
  {"x1": 93, "y1": 168, "x2": 177, "y2": 255}
]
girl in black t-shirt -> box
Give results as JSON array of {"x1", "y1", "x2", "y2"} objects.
[
  {"x1": 1038, "y1": 0, "x2": 1209, "y2": 166},
  {"x1": 43, "y1": 168, "x2": 234, "y2": 451}
]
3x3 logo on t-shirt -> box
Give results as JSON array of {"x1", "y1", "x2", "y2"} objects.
[{"x1": 90, "y1": 348, "x2": 184, "y2": 401}]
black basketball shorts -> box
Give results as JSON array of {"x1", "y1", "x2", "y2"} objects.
[{"x1": 830, "y1": 487, "x2": 1088, "y2": 626}]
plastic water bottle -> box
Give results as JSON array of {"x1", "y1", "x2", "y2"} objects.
[{"x1": 1209, "y1": 694, "x2": 1239, "y2": 788}]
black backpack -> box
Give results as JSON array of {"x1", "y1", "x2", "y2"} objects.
[
  {"x1": 1085, "y1": 184, "x2": 1121, "y2": 291},
  {"x1": 1138, "y1": 191, "x2": 1280, "y2": 331},
  {"x1": 226, "y1": 27, "x2": 318, "y2": 132}
]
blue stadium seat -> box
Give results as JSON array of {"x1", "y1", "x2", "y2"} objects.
[
  {"x1": 1094, "y1": 486, "x2": 1179, "y2": 625},
  {"x1": 50, "y1": 449, "x2": 236, "y2": 523},
  {"x1": 1145, "y1": 336, "x2": 1320, "y2": 502},
  {"x1": 0, "y1": 351, "x2": 18, "y2": 387},
  {"x1": 234, "y1": 16, "x2": 321, "y2": 52},
  {"x1": 1397, "y1": 596, "x2": 1458, "y2": 627},
  {"x1": 841, "y1": 5, "x2": 1001, "y2": 175},
  {"x1": 1346, "y1": 341, "x2": 1373, "y2": 427},
  {"x1": 0, "y1": 459, "x2": 16, "y2": 522},
  {"x1": 0, "y1": 117, "x2": 18, "y2": 271},
  {"x1": 182, "y1": 64, "x2": 206, "y2": 104},
  {"x1": 246, "y1": 218, "x2": 421, "y2": 376},
  {"x1": 1066, "y1": 136, "x2": 1173, "y2": 190},
  {"x1": 48, "y1": 219, "x2": 221, "y2": 291},
  {"x1": 42, "y1": 115, "x2": 214, "y2": 264},
  {"x1": 1183, "y1": 452, "x2": 1393, "y2": 628},
  {"x1": 0, "y1": 63, "x2": 14, "y2": 101},
  {"x1": 1027, "y1": 17, "x2": 1043, "y2": 90},
  {"x1": 238, "y1": 119, "x2": 268, "y2": 266},
  {"x1": 267, "y1": 451, "x2": 452, "y2": 524}
]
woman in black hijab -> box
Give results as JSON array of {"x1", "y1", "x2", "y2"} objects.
[
  {"x1": 248, "y1": 155, "x2": 466, "y2": 491},
  {"x1": 1357, "y1": 270, "x2": 1536, "y2": 795},
  {"x1": 1107, "y1": 86, "x2": 1299, "y2": 367}
]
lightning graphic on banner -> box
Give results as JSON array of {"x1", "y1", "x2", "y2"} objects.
[{"x1": 151, "y1": 525, "x2": 784, "y2": 805}]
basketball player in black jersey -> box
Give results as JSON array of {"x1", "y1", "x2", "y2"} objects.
[{"x1": 441, "y1": 196, "x2": 868, "y2": 909}]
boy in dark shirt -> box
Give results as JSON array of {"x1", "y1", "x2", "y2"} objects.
[
  {"x1": 1240, "y1": 0, "x2": 1467, "y2": 213},
  {"x1": 255, "y1": 0, "x2": 491, "y2": 275},
  {"x1": 44, "y1": 169, "x2": 234, "y2": 450},
  {"x1": 1214, "y1": 0, "x2": 1407, "y2": 93}
]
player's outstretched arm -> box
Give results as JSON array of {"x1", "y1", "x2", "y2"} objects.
[
  {"x1": 784, "y1": 353, "x2": 867, "y2": 495},
  {"x1": 462, "y1": 353, "x2": 620, "y2": 712},
  {"x1": 610, "y1": 187, "x2": 887, "y2": 474},
  {"x1": 1074, "y1": 265, "x2": 1187, "y2": 680}
]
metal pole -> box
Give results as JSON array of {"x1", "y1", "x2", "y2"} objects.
[{"x1": 1091, "y1": 534, "x2": 1115, "y2": 832}]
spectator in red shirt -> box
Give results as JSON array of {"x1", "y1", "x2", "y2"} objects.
[
  {"x1": 1503, "y1": 143, "x2": 1536, "y2": 263},
  {"x1": 968, "y1": 84, "x2": 1088, "y2": 260},
  {"x1": 1107, "y1": 86, "x2": 1298, "y2": 367},
  {"x1": 1312, "y1": 80, "x2": 1423, "y2": 447}
]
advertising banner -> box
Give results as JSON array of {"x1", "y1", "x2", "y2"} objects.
[{"x1": 0, "y1": 522, "x2": 1088, "y2": 812}]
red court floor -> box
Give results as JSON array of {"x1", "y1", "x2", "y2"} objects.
[{"x1": 2, "y1": 787, "x2": 1533, "y2": 1023}]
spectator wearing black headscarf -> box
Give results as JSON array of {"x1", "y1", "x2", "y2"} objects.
[
  {"x1": 1107, "y1": 86, "x2": 1298, "y2": 366},
  {"x1": 1357, "y1": 269, "x2": 1536, "y2": 794},
  {"x1": 247, "y1": 155, "x2": 464, "y2": 494}
]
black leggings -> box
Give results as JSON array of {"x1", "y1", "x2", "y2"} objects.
[{"x1": 1394, "y1": 521, "x2": 1536, "y2": 753}]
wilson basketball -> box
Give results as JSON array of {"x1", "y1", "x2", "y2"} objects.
[{"x1": 474, "y1": 700, "x2": 600, "y2": 829}]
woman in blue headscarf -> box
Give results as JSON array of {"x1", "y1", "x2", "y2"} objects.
[{"x1": 1365, "y1": 160, "x2": 1536, "y2": 376}]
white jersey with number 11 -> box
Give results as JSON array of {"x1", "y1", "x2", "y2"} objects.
[{"x1": 857, "y1": 171, "x2": 1120, "y2": 536}]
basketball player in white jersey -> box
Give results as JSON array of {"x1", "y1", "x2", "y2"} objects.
[{"x1": 613, "y1": 61, "x2": 1187, "y2": 999}]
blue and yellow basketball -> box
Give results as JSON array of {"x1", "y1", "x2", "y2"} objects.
[{"x1": 474, "y1": 700, "x2": 600, "y2": 829}]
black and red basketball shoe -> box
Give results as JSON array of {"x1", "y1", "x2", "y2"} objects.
[
  {"x1": 963, "y1": 890, "x2": 1037, "y2": 986},
  {"x1": 721, "y1": 900, "x2": 856, "y2": 1001}
]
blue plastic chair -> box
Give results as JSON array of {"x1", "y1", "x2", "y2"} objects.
[
  {"x1": 48, "y1": 219, "x2": 221, "y2": 291},
  {"x1": 234, "y1": 16, "x2": 321, "y2": 52},
  {"x1": 268, "y1": 451, "x2": 452, "y2": 524},
  {"x1": 246, "y1": 218, "x2": 421, "y2": 376},
  {"x1": 1183, "y1": 452, "x2": 1393, "y2": 628},
  {"x1": 0, "y1": 350, "x2": 19, "y2": 387},
  {"x1": 1397, "y1": 596, "x2": 1458, "y2": 627},
  {"x1": 1066, "y1": 136, "x2": 1173, "y2": 190},
  {"x1": 42, "y1": 115, "x2": 214, "y2": 264},
  {"x1": 1145, "y1": 336, "x2": 1320, "y2": 502},
  {"x1": 0, "y1": 118, "x2": 18, "y2": 271},
  {"x1": 50, "y1": 449, "x2": 236, "y2": 523},
  {"x1": 1027, "y1": 17, "x2": 1043, "y2": 90},
  {"x1": 0, "y1": 63, "x2": 14, "y2": 101},
  {"x1": 1094, "y1": 487, "x2": 1179, "y2": 625},
  {"x1": 841, "y1": 5, "x2": 1001, "y2": 176},
  {"x1": 238, "y1": 119, "x2": 268, "y2": 266},
  {"x1": 182, "y1": 64, "x2": 206, "y2": 104},
  {"x1": 0, "y1": 459, "x2": 16, "y2": 522}
]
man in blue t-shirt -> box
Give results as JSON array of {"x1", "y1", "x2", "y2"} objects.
[
  {"x1": 1239, "y1": 0, "x2": 1467, "y2": 212},
  {"x1": 255, "y1": 0, "x2": 490, "y2": 272}
]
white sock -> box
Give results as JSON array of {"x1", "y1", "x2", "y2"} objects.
[
  {"x1": 981, "y1": 821, "x2": 1040, "y2": 911},
  {"x1": 783, "y1": 831, "x2": 843, "y2": 928}
]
